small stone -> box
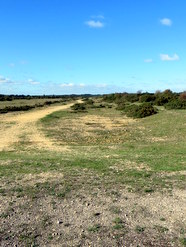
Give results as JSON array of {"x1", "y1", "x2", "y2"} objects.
[
  {"x1": 94, "y1": 212, "x2": 101, "y2": 216},
  {"x1": 64, "y1": 223, "x2": 70, "y2": 227},
  {"x1": 57, "y1": 220, "x2": 63, "y2": 224}
]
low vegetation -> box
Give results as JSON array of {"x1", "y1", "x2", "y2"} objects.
[
  {"x1": 0, "y1": 94, "x2": 185, "y2": 246},
  {"x1": 103, "y1": 89, "x2": 186, "y2": 110}
]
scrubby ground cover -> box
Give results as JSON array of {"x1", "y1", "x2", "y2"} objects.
[
  {"x1": 0, "y1": 98, "x2": 63, "y2": 108},
  {"x1": 0, "y1": 98, "x2": 70, "y2": 114},
  {"x1": 0, "y1": 98, "x2": 185, "y2": 246}
]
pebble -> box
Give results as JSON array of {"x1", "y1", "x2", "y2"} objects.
[{"x1": 57, "y1": 220, "x2": 63, "y2": 224}]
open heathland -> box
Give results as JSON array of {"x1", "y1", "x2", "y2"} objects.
[{"x1": 0, "y1": 97, "x2": 185, "y2": 246}]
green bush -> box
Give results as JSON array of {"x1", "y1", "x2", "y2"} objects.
[
  {"x1": 70, "y1": 103, "x2": 86, "y2": 111},
  {"x1": 103, "y1": 93, "x2": 139, "y2": 103},
  {"x1": 139, "y1": 94, "x2": 156, "y2": 103},
  {"x1": 155, "y1": 89, "x2": 177, "y2": 106},
  {"x1": 0, "y1": 105, "x2": 35, "y2": 113},
  {"x1": 83, "y1": 98, "x2": 94, "y2": 105},
  {"x1": 122, "y1": 103, "x2": 157, "y2": 118},
  {"x1": 165, "y1": 99, "x2": 186, "y2": 109}
]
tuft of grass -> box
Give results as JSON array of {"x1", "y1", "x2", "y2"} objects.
[
  {"x1": 110, "y1": 206, "x2": 121, "y2": 214},
  {"x1": 180, "y1": 238, "x2": 186, "y2": 246},
  {"x1": 135, "y1": 225, "x2": 145, "y2": 233},
  {"x1": 113, "y1": 217, "x2": 125, "y2": 230},
  {"x1": 88, "y1": 224, "x2": 101, "y2": 232}
]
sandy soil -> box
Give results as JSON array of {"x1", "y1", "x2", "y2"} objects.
[{"x1": 0, "y1": 103, "x2": 74, "y2": 151}]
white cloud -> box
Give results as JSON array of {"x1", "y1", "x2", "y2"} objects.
[
  {"x1": 60, "y1": 83, "x2": 74, "y2": 87},
  {"x1": 79, "y1": 83, "x2": 85, "y2": 87},
  {"x1": 85, "y1": 20, "x2": 104, "y2": 28},
  {"x1": 0, "y1": 76, "x2": 12, "y2": 84},
  {"x1": 144, "y1": 59, "x2": 153, "y2": 63},
  {"x1": 160, "y1": 18, "x2": 172, "y2": 26},
  {"x1": 160, "y1": 53, "x2": 179, "y2": 61},
  {"x1": 28, "y1": 79, "x2": 40, "y2": 85}
]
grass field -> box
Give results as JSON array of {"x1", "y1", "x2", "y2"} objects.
[{"x1": 0, "y1": 98, "x2": 185, "y2": 246}]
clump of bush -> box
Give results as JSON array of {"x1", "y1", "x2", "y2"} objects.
[
  {"x1": 0, "y1": 105, "x2": 35, "y2": 113},
  {"x1": 139, "y1": 94, "x2": 156, "y2": 103},
  {"x1": 70, "y1": 103, "x2": 86, "y2": 112},
  {"x1": 83, "y1": 98, "x2": 94, "y2": 105},
  {"x1": 165, "y1": 99, "x2": 186, "y2": 109},
  {"x1": 121, "y1": 103, "x2": 157, "y2": 118},
  {"x1": 103, "y1": 93, "x2": 139, "y2": 104},
  {"x1": 154, "y1": 89, "x2": 177, "y2": 106}
]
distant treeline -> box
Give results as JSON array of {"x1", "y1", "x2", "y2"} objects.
[{"x1": 0, "y1": 94, "x2": 94, "y2": 101}]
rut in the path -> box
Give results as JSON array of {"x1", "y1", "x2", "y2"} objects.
[{"x1": 0, "y1": 103, "x2": 74, "y2": 151}]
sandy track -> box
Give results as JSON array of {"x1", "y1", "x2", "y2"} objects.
[{"x1": 0, "y1": 102, "x2": 74, "y2": 151}]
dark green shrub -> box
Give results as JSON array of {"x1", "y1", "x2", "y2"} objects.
[
  {"x1": 139, "y1": 94, "x2": 156, "y2": 103},
  {"x1": 124, "y1": 93, "x2": 139, "y2": 103},
  {"x1": 122, "y1": 103, "x2": 157, "y2": 118},
  {"x1": 70, "y1": 103, "x2": 86, "y2": 111},
  {"x1": 85, "y1": 99, "x2": 94, "y2": 105},
  {"x1": 165, "y1": 99, "x2": 186, "y2": 109},
  {"x1": 155, "y1": 89, "x2": 177, "y2": 106},
  {"x1": 103, "y1": 93, "x2": 139, "y2": 103},
  {"x1": 0, "y1": 105, "x2": 35, "y2": 113},
  {"x1": 116, "y1": 102, "x2": 130, "y2": 110},
  {"x1": 103, "y1": 94, "x2": 116, "y2": 103}
]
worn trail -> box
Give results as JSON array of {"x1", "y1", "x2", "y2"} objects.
[{"x1": 0, "y1": 103, "x2": 74, "y2": 151}]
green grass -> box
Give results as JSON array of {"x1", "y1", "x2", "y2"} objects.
[
  {"x1": 0, "y1": 106, "x2": 185, "y2": 194},
  {"x1": 88, "y1": 224, "x2": 101, "y2": 232},
  {"x1": 40, "y1": 106, "x2": 186, "y2": 191}
]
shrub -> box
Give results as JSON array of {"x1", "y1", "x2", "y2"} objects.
[
  {"x1": 122, "y1": 103, "x2": 157, "y2": 118},
  {"x1": 155, "y1": 89, "x2": 177, "y2": 106},
  {"x1": 70, "y1": 103, "x2": 86, "y2": 111},
  {"x1": 116, "y1": 102, "x2": 130, "y2": 110},
  {"x1": 165, "y1": 99, "x2": 186, "y2": 109},
  {"x1": 83, "y1": 98, "x2": 94, "y2": 105},
  {"x1": 124, "y1": 93, "x2": 139, "y2": 103},
  {"x1": 0, "y1": 105, "x2": 35, "y2": 113},
  {"x1": 139, "y1": 94, "x2": 156, "y2": 103},
  {"x1": 180, "y1": 92, "x2": 186, "y2": 101}
]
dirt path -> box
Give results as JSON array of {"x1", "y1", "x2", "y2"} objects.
[{"x1": 0, "y1": 102, "x2": 75, "y2": 151}]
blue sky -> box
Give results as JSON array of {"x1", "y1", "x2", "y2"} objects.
[{"x1": 0, "y1": 0, "x2": 186, "y2": 95}]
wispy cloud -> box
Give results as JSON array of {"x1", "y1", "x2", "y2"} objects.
[
  {"x1": 160, "y1": 53, "x2": 179, "y2": 61},
  {"x1": 0, "y1": 76, "x2": 12, "y2": 84},
  {"x1": 79, "y1": 83, "x2": 85, "y2": 87},
  {"x1": 28, "y1": 79, "x2": 40, "y2": 85},
  {"x1": 144, "y1": 59, "x2": 153, "y2": 63},
  {"x1": 60, "y1": 83, "x2": 74, "y2": 87},
  {"x1": 160, "y1": 18, "x2": 172, "y2": 26},
  {"x1": 85, "y1": 20, "x2": 104, "y2": 28}
]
